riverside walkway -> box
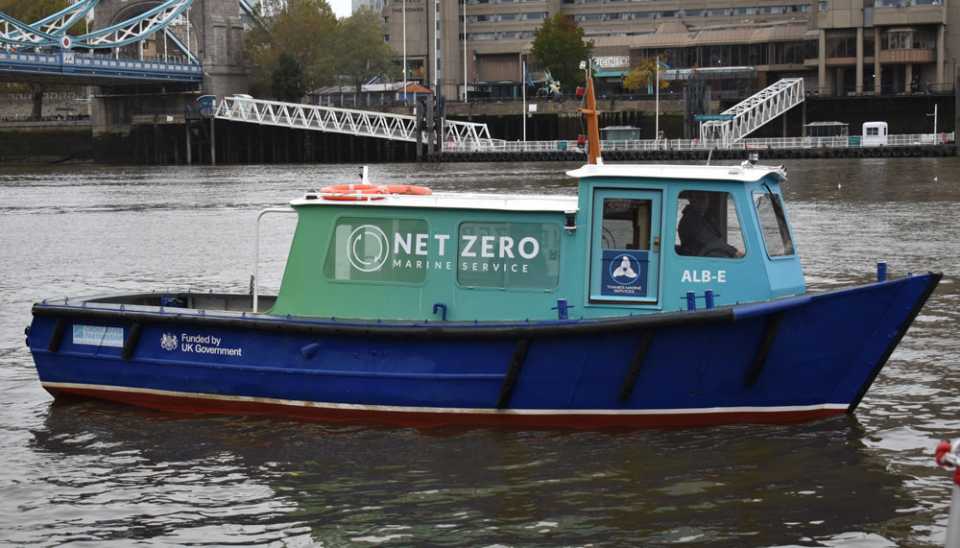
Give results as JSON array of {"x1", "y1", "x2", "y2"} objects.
[{"x1": 438, "y1": 133, "x2": 956, "y2": 161}]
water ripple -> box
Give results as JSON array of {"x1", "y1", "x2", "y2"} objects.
[{"x1": 1, "y1": 159, "x2": 959, "y2": 546}]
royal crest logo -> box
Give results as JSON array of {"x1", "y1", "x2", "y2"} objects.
[{"x1": 160, "y1": 333, "x2": 178, "y2": 351}]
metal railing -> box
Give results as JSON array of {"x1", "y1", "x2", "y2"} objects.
[
  {"x1": 701, "y1": 78, "x2": 805, "y2": 145},
  {"x1": 216, "y1": 95, "x2": 499, "y2": 148},
  {"x1": 443, "y1": 133, "x2": 956, "y2": 153},
  {"x1": 0, "y1": 49, "x2": 202, "y2": 81}
]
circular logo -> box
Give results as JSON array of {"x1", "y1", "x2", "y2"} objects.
[
  {"x1": 60, "y1": 36, "x2": 72, "y2": 49},
  {"x1": 609, "y1": 253, "x2": 641, "y2": 286},
  {"x1": 347, "y1": 225, "x2": 390, "y2": 272}
]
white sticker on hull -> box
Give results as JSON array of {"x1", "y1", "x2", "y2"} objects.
[
  {"x1": 161, "y1": 332, "x2": 243, "y2": 357},
  {"x1": 72, "y1": 325, "x2": 124, "y2": 348}
]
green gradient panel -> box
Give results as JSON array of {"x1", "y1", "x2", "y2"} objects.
[
  {"x1": 322, "y1": 217, "x2": 430, "y2": 284},
  {"x1": 457, "y1": 222, "x2": 562, "y2": 289}
]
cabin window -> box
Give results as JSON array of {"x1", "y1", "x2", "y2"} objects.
[
  {"x1": 457, "y1": 222, "x2": 561, "y2": 289},
  {"x1": 866, "y1": 127, "x2": 879, "y2": 136},
  {"x1": 675, "y1": 191, "x2": 745, "y2": 258},
  {"x1": 601, "y1": 199, "x2": 651, "y2": 251},
  {"x1": 323, "y1": 217, "x2": 432, "y2": 284},
  {"x1": 753, "y1": 192, "x2": 795, "y2": 257}
]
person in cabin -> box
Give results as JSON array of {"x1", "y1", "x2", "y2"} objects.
[{"x1": 677, "y1": 192, "x2": 743, "y2": 258}]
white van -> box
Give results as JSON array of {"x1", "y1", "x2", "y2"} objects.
[{"x1": 862, "y1": 121, "x2": 888, "y2": 147}]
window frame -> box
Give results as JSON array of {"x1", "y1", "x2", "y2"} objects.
[
  {"x1": 752, "y1": 189, "x2": 796, "y2": 260},
  {"x1": 672, "y1": 189, "x2": 749, "y2": 261},
  {"x1": 323, "y1": 215, "x2": 432, "y2": 287},
  {"x1": 454, "y1": 220, "x2": 563, "y2": 292}
]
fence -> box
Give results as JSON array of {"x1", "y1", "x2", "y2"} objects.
[{"x1": 444, "y1": 133, "x2": 956, "y2": 153}]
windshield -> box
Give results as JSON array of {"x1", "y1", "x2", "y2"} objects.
[{"x1": 753, "y1": 187, "x2": 795, "y2": 257}]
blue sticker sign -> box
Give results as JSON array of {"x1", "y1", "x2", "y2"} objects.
[{"x1": 601, "y1": 250, "x2": 648, "y2": 297}]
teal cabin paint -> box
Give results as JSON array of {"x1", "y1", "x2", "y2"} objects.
[{"x1": 269, "y1": 163, "x2": 804, "y2": 321}]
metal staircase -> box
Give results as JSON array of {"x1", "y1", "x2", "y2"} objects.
[
  {"x1": 215, "y1": 95, "x2": 498, "y2": 150},
  {"x1": 700, "y1": 78, "x2": 805, "y2": 145}
]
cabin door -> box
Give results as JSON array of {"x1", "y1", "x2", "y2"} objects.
[{"x1": 589, "y1": 190, "x2": 662, "y2": 303}]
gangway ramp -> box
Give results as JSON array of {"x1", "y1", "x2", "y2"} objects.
[
  {"x1": 215, "y1": 95, "x2": 499, "y2": 150},
  {"x1": 700, "y1": 78, "x2": 804, "y2": 145}
]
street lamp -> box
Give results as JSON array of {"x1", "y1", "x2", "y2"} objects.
[
  {"x1": 402, "y1": 0, "x2": 407, "y2": 102},
  {"x1": 432, "y1": 0, "x2": 438, "y2": 93},
  {"x1": 462, "y1": 0, "x2": 468, "y2": 103},
  {"x1": 520, "y1": 52, "x2": 527, "y2": 142}
]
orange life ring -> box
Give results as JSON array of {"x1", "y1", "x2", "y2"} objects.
[
  {"x1": 320, "y1": 183, "x2": 385, "y2": 201},
  {"x1": 381, "y1": 184, "x2": 433, "y2": 196}
]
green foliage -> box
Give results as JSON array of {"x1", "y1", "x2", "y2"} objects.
[
  {"x1": 245, "y1": 0, "x2": 339, "y2": 98},
  {"x1": 245, "y1": 1, "x2": 398, "y2": 101},
  {"x1": 337, "y1": 7, "x2": 398, "y2": 97},
  {"x1": 530, "y1": 15, "x2": 592, "y2": 93},
  {"x1": 272, "y1": 52, "x2": 306, "y2": 101},
  {"x1": 0, "y1": 0, "x2": 64, "y2": 23},
  {"x1": 623, "y1": 58, "x2": 668, "y2": 93},
  {"x1": 0, "y1": 0, "x2": 87, "y2": 33}
]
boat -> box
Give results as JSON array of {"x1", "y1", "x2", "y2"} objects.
[{"x1": 25, "y1": 72, "x2": 941, "y2": 428}]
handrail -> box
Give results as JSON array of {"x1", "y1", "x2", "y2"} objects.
[
  {"x1": 216, "y1": 95, "x2": 496, "y2": 147},
  {"x1": 441, "y1": 133, "x2": 954, "y2": 153},
  {"x1": 253, "y1": 207, "x2": 297, "y2": 313}
]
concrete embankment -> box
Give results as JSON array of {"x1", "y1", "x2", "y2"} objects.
[{"x1": 0, "y1": 121, "x2": 93, "y2": 163}]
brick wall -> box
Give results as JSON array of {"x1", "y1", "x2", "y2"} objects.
[{"x1": 0, "y1": 91, "x2": 91, "y2": 121}]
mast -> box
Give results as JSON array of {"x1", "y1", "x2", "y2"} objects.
[{"x1": 581, "y1": 65, "x2": 602, "y2": 165}]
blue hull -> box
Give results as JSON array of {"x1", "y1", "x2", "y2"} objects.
[{"x1": 27, "y1": 273, "x2": 940, "y2": 428}]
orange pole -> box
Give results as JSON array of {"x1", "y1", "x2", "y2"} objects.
[{"x1": 580, "y1": 71, "x2": 602, "y2": 164}]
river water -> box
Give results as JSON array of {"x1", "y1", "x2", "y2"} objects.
[{"x1": 0, "y1": 158, "x2": 958, "y2": 547}]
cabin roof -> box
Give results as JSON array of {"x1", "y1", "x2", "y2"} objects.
[
  {"x1": 290, "y1": 192, "x2": 579, "y2": 213},
  {"x1": 566, "y1": 163, "x2": 787, "y2": 183}
]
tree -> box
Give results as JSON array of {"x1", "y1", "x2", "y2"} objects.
[
  {"x1": 244, "y1": 0, "x2": 339, "y2": 98},
  {"x1": 0, "y1": 0, "x2": 77, "y2": 24},
  {"x1": 623, "y1": 58, "x2": 668, "y2": 94},
  {"x1": 336, "y1": 7, "x2": 398, "y2": 103},
  {"x1": 530, "y1": 15, "x2": 592, "y2": 94},
  {"x1": 272, "y1": 52, "x2": 306, "y2": 101}
]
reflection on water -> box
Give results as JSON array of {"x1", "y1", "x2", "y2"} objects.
[
  {"x1": 20, "y1": 403, "x2": 911, "y2": 546},
  {"x1": 1, "y1": 158, "x2": 958, "y2": 546}
]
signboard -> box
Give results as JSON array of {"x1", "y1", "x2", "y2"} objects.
[
  {"x1": 323, "y1": 218, "x2": 561, "y2": 289},
  {"x1": 324, "y1": 218, "x2": 432, "y2": 284},
  {"x1": 600, "y1": 250, "x2": 648, "y2": 298},
  {"x1": 593, "y1": 56, "x2": 630, "y2": 69},
  {"x1": 72, "y1": 325, "x2": 124, "y2": 348}
]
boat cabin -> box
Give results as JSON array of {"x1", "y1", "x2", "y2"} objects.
[
  {"x1": 861, "y1": 121, "x2": 889, "y2": 147},
  {"x1": 268, "y1": 162, "x2": 802, "y2": 322}
]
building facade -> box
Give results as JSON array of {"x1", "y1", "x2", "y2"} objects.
[
  {"x1": 382, "y1": 0, "x2": 954, "y2": 101},
  {"x1": 354, "y1": 0, "x2": 386, "y2": 15}
]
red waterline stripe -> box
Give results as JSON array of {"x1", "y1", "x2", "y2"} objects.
[{"x1": 44, "y1": 384, "x2": 848, "y2": 429}]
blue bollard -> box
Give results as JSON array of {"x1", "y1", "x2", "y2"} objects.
[
  {"x1": 705, "y1": 290, "x2": 715, "y2": 309},
  {"x1": 556, "y1": 299, "x2": 569, "y2": 320},
  {"x1": 686, "y1": 292, "x2": 696, "y2": 311},
  {"x1": 877, "y1": 262, "x2": 887, "y2": 282}
]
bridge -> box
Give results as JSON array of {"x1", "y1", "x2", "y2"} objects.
[
  {"x1": 215, "y1": 95, "x2": 499, "y2": 150},
  {"x1": 0, "y1": 0, "x2": 204, "y2": 84},
  {"x1": 0, "y1": 0, "x2": 254, "y2": 88},
  {"x1": 700, "y1": 78, "x2": 805, "y2": 145}
]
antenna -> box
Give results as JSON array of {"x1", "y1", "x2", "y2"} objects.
[{"x1": 579, "y1": 61, "x2": 603, "y2": 165}]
